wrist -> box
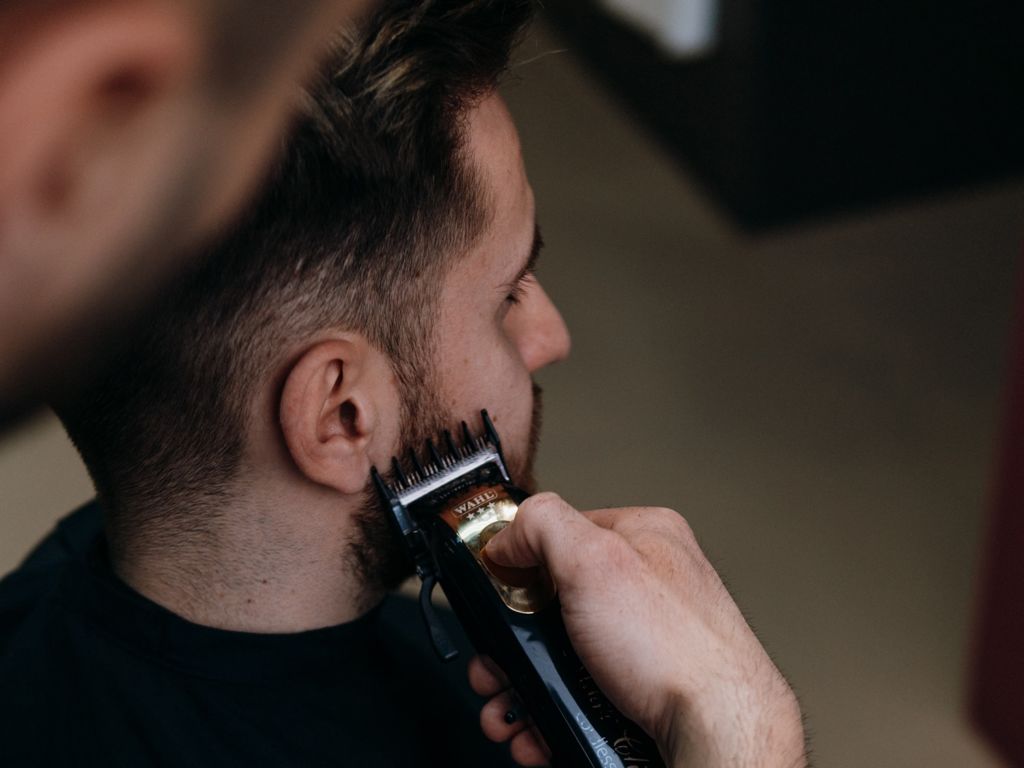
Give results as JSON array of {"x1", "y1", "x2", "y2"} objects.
[{"x1": 661, "y1": 674, "x2": 807, "y2": 768}]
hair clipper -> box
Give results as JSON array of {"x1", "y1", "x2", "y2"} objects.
[{"x1": 372, "y1": 411, "x2": 665, "y2": 768}]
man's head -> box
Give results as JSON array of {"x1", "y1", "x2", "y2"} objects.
[
  {"x1": 57, "y1": 0, "x2": 570, "y2": 612},
  {"x1": 0, "y1": 0, "x2": 366, "y2": 427}
]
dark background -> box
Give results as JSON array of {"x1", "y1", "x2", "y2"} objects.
[{"x1": 544, "y1": 0, "x2": 1024, "y2": 228}]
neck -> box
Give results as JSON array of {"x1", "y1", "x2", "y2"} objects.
[{"x1": 112, "y1": 479, "x2": 383, "y2": 634}]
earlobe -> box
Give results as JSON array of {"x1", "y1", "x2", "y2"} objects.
[
  {"x1": 280, "y1": 338, "x2": 381, "y2": 495},
  {"x1": 0, "y1": 2, "x2": 198, "y2": 222}
]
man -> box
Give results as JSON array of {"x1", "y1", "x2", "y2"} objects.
[
  {"x1": 0, "y1": 0, "x2": 365, "y2": 428},
  {"x1": 1, "y1": 1, "x2": 552, "y2": 764},
  {"x1": 2, "y1": 2, "x2": 807, "y2": 766}
]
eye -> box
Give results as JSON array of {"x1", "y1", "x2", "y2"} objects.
[{"x1": 505, "y1": 272, "x2": 534, "y2": 307}]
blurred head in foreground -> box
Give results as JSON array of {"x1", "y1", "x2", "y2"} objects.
[{"x1": 0, "y1": 0, "x2": 367, "y2": 428}]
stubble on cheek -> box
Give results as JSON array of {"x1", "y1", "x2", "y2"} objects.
[
  {"x1": 508, "y1": 379, "x2": 543, "y2": 495},
  {"x1": 345, "y1": 371, "x2": 452, "y2": 596},
  {"x1": 346, "y1": 376, "x2": 546, "y2": 597}
]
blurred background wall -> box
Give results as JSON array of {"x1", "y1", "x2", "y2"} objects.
[
  {"x1": 544, "y1": 0, "x2": 1024, "y2": 229},
  {"x1": 1, "y1": 10, "x2": 1022, "y2": 768}
]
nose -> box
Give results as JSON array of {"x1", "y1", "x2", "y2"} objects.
[{"x1": 509, "y1": 282, "x2": 571, "y2": 373}]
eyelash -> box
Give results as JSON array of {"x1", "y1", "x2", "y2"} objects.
[{"x1": 505, "y1": 273, "x2": 533, "y2": 306}]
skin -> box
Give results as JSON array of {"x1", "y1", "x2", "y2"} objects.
[{"x1": 0, "y1": 0, "x2": 363, "y2": 426}]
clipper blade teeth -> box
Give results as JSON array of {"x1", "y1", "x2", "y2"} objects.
[
  {"x1": 442, "y1": 430, "x2": 459, "y2": 463},
  {"x1": 407, "y1": 448, "x2": 424, "y2": 477},
  {"x1": 391, "y1": 457, "x2": 407, "y2": 487},
  {"x1": 380, "y1": 409, "x2": 503, "y2": 495},
  {"x1": 427, "y1": 439, "x2": 442, "y2": 467}
]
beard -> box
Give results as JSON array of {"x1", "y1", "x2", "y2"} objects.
[{"x1": 347, "y1": 377, "x2": 544, "y2": 597}]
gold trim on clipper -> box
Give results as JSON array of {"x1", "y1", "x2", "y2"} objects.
[{"x1": 441, "y1": 485, "x2": 555, "y2": 614}]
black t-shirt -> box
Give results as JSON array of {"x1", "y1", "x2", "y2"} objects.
[{"x1": 0, "y1": 502, "x2": 515, "y2": 767}]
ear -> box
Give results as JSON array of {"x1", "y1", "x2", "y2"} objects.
[
  {"x1": 0, "y1": 2, "x2": 198, "y2": 234},
  {"x1": 280, "y1": 336, "x2": 393, "y2": 495}
]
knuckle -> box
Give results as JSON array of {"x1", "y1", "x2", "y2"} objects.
[
  {"x1": 522, "y1": 491, "x2": 565, "y2": 513},
  {"x1": 649, "y1": 505, "x2": 679, "y2": 523},
  {"x1": 662, "y1": 509, "x2": 696, "y2": 543},
  {"x1": 517, "y1": 492, "x2": 575, "y2": 532},
  {"x1": 512, "y1": 497, "x2": 543, "y2": 531},
  {"x1": 642, "y1": 505, "x2": 682, "y2": 531},
  {"x1": 467, "y1": 657, "x2": 498, "y2": 695},
  {"x1": 630, "y1": 506, "x2": 694, "y2": 545},
  {"x1": 479, "y1": 707, "x2": 504, "y2": 741}
]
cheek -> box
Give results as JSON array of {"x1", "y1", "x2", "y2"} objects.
[
  {"x1": 435, "y1": 323, "x2": 534, "y2": 446},
  {"x1": 481, "y1": 332, "x2": 536, "y2": 454}
]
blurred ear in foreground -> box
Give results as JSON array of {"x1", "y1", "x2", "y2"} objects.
[
  {"x1": 0, "y1": 1, "x2": 203, "y2": 425},
  {"x1": 0, "y1": 2, "x2": 198, "y2": 247}
]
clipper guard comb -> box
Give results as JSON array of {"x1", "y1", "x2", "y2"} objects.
[{"x1": 372, "y1": 411, "x2": 665, "y2": 768}]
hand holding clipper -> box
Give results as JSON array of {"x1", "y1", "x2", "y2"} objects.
[
  {"x1": 478, "y1": 495, "x2": 809, "y2": 768},
  {"x1": 373, "y1": 412, "x2": 666, "y2": 768}
]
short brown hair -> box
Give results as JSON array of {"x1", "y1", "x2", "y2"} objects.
[{"x1": 57, "y1": 0, "x2": 533, "y2": 557}]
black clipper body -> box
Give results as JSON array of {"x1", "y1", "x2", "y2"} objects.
[{"x1": 372, "y1": 412, "x2": 665, "y2": 768}]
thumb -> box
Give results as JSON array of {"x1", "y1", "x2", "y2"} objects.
[{"x1": 485, "y1": 492, "x2": 597, "y2": 575}]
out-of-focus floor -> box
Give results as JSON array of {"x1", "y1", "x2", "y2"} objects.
[{"x1": 1, "y1": 19, "x2": 1021, "y2": 768}]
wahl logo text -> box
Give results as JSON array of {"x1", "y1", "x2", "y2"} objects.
[{"x1": 452, "y1": 489, "x2": 500, "y2": 518}]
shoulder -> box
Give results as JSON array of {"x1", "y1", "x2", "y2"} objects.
[
  {"x1": 15, "y1": 499, "x2": 103, "y2": 570},
  {"x1": 0, "y1": 501, "x2": 101, "y2": 643},
  {"x1": 0, "y1": 503, "x2": 106, "y2": 765},
  {"x1": 0, "y1": 501, "x2": 101, "y2": 641}
]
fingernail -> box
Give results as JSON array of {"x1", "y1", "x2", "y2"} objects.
[{"x1": 485, "y1": 527, "x2": 506, "y2": 552}]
